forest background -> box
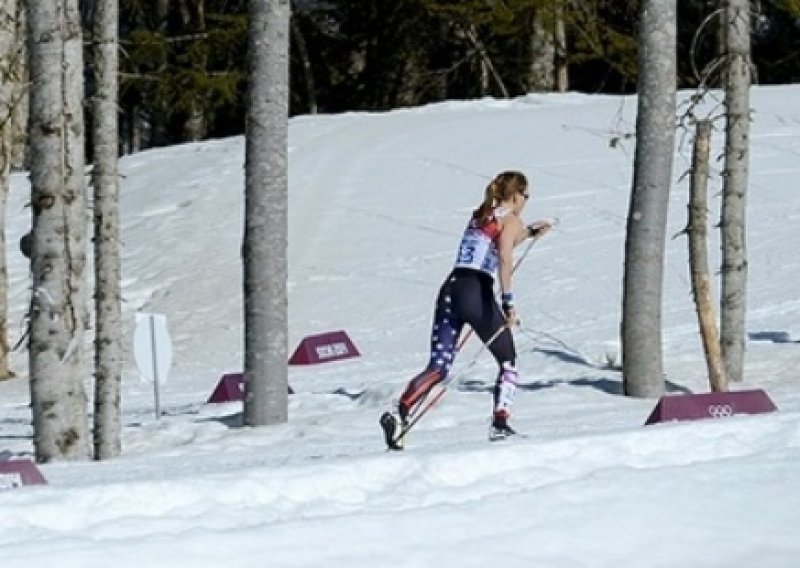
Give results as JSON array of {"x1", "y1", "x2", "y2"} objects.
[{"x1": 31, "y1": 0, "x2": 796, "y2": 158}]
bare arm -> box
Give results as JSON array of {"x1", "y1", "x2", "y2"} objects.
[{"x1": 497, "y1": 215, "x2": 525, "y2": 295}]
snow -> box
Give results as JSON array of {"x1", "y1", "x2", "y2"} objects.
[{"x1": 2, "y1": 85, "x2": 800, "y2": 567}]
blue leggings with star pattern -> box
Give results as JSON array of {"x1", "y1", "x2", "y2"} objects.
[
  {"x1": 428, "y1": 268, "x2": 516, "y2": 376},
  {"x1": 399, "y1": 268, "x2": 516, "y2": 415}
]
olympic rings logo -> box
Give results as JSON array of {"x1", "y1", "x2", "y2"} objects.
[{"x1": 707, "y1": 404, "x2": 734, "y2": 418}]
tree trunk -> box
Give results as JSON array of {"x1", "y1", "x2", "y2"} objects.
[
  {"x1": 687, "y1": 120, "x2": 727, "y2": 392},
  {"x1": 132, "y1": 103, "x2": 143, "y2": 153},
  {"x1": 91, "y1": 0, "x2": 122, "y2": 460},
  {"x1": 290, "y1": 14, "x2": 317, "y2": 114},
  {"x1": 0, "y1": 140, "x2": 11, "y2": 380},
  {"x1": 0, "y1": 0, "x2": 24, "y2": 381},
  {"x1": 527, "y1": 9, "x2": 556, "y2": 92},
  {"x1": 6, "y1": 3, "x2": 28, "y2": 170},
  {"x1": 621, "y1": 0, "x2": 676, "y2": 399},
  {"x1": 720, "y1": 0, "x2": 751, "y2": 384},
  {"x1": 181, "y1": 0, "x2": 207, "y2": 141},
  {"x1": 27, "y1": 0, "x2": 91, "y2": 462},
  {"x1": 554, "y1": 4, "x2": 569, "y2": 93},
  {"x1": 465, "y1": 24, "x2": 508, "y2": 98},
  {"x1": 243, "y1": 0, "x2": 289, "y2": 426},
  {"x1": 717, "y1": 1, "x2": 728, "y2": 87}
]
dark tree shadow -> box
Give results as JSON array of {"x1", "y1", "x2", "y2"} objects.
[
  {"x1": 0, "y1": 449, "x2": 33, "y2": 459},
  {"x1": 533, "y1": 347, "x2": 596, "y2": 368},
  {"x1": 332, "y1": 387, "x2": 363, "y2": 401},
  {"x1": 749, "y1": 331, "x2": 797, "y2": 344},
  {"x1": 459, "y1": 374, "x2": 693, "y2": 397}
]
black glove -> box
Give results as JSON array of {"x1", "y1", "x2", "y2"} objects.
[{"x1": 527, "y1": 219, "x2": 554, "y2": 238}]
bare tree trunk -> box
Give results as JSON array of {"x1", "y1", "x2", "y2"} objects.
[
  {"x1": 150, "y1": 0, "x2": 171, "y2": 147},
  {"x1": 5, "y1": 3, "x2": 28, "y2": 170},
  {"x1": 687, "y1": 120, "x2": 727, "y2": 392},
  {"x1": 91, "y1": 0, "x2": 122, "y2": 460},
  {"x1": 527, "y1": 9, "x2": 555, "y2": 92},
  {"x1": 464, "y1": 24, "x2": 508, "y2": 98},
  {"x1": 716, "y1": 0, "x2": 728, "y2": 87},
  {"x1": 243, "y1": 0, "x2": 289, "y2": 427},
  {"x1": 27, "y1": 0, "x2": 91, "y2": 462},
  {"x1": 181, "y1": 0, "x2": 207, "y2": 141},
  {"x1": 131, "y1": 103, "x2": 143, "y2": 153},
  {"x1": 0, "y1": 144, "x2": 11, "y2": 381},
  {"x1": 0, "y1": 0, "x2": 24, "y2": 381},
  {"x1": 621, "y1": 0, "x2": 676, "y2": 399},
  {"x1": 554, "y1": 4, "x2": 569, "y2": 93},
  {"x1": 720, "y1": 0, "x2": 751, "y2": 384},
  {"x1": 290, "y1": 13, "x2": 317, "y2": 114}
]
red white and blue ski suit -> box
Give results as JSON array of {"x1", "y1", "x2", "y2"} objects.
[{"x1": 398, "y1": 207, "x2": 518, "y2": 420}]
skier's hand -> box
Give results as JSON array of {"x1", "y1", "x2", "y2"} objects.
[
  {"x1": 503, "y1": 305, "x2": 520, "y2": 327},
  {"x1": 501, "y1": 294, "x2": 520, "y2": 327},
  {"x1": 527, "y1": 218, "x2": 555, "y2": 239}
]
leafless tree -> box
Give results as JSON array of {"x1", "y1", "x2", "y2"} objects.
[
  {"x1": 91, "y1": 0, "x2": 123, "y2": 459},
  {"x1": 719, "y1": 0, "x2": 751, "y2": 384},
  {"x1": 686, "y1": 120, "x2": 727, "y2": 392},
  {"x1": 621, "y1": 0, "x2": 677, "y2": 398},
  {"x1": 27, "y1": 0, "x2": 91, "y2": 461},
  {"x1": 243, "y1": 0, "x2": 290, "y2": 426},
  {"x1": 0, "y1": 0, "x2": 25, "y2": 381}
]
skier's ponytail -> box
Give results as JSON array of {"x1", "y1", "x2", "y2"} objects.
[
  {"x1": 473, "y1": 181, "x2": 498, "y2": 222},
  {"x1": 472, "y1": 171, "x2": 528, "y2": 223}
]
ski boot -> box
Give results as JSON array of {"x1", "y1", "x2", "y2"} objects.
[
  {"x1": 489, "y1": 410, "x2": 516, "y2": 441},
  {"x1": 380, "y1": 410, "x2": 406, "y2": 451}
]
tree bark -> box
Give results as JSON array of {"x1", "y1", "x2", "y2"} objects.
[
  {"x1": 622, "y1": 0, "x2": 677, "y2": 399},
  {"x1": 720, "y1": 0, "x2": 751, "y2": 383},
  {"x1": 243, "y1": 0, "x2": 289, "y2": 426},
  {"x1": 91, "y1": 0, "x2": 122, "y2": 459},
  {"x1": 687, "y1": 120, "x2": 727, "y2": 392},
  {"x1": 290, "y1": 13, "x2": 317, "y2": 114},
  {"x1": 3, "y1": 3, "x2": 27, "y2": 170},
  {"x1": 27, "y1": 0, "x2": 91, "y2": 462},
  {"x1": 0, "y1": 0, "x2": 24, "y2": 381},
  {"x1": 554, "y1": 4, "x2": 569, "y2": 93},
  {"x1": 465, "y1": 24, "x2": 508, "y2": 98},
  {"x1": 527, "y1": 9, "x2": 556, "y2": 92},
  {"x1": 181, "y1": 0, "x2": 207, "y2": 141}
]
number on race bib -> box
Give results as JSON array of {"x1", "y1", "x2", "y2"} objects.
[{"x1": 457, "y1": 243, "x2": 476, "y2": 264}]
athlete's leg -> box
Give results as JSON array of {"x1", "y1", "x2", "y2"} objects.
[
  {"x1": 459, "y1": 279, "x2": 519, "y2": 423},
  {"x1": 398, "y1": 276, "x2": 464, "y2": 420}
]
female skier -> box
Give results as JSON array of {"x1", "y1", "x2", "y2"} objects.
[{"x1": 381, "y1": 170, "x2": 553, "y2": 449}]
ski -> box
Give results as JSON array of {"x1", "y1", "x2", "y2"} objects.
[
  {"x1": 381, "y1": 409, "x2": 528, "y2": 450},
  {"x1": 488, "y1": 426, "x2": 517, "y2": 442},
  {"x1": 488, "y1": 426, "x2": 529, "y2": 442}
]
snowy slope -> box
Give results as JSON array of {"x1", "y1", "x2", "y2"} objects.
[{"x1": 1, "y1": 85, "x2": 799, "y2": 567}]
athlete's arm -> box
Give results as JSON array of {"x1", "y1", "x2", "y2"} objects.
[{"x1": 497, "y1": 215, "x2": 524, "y2": 295}]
